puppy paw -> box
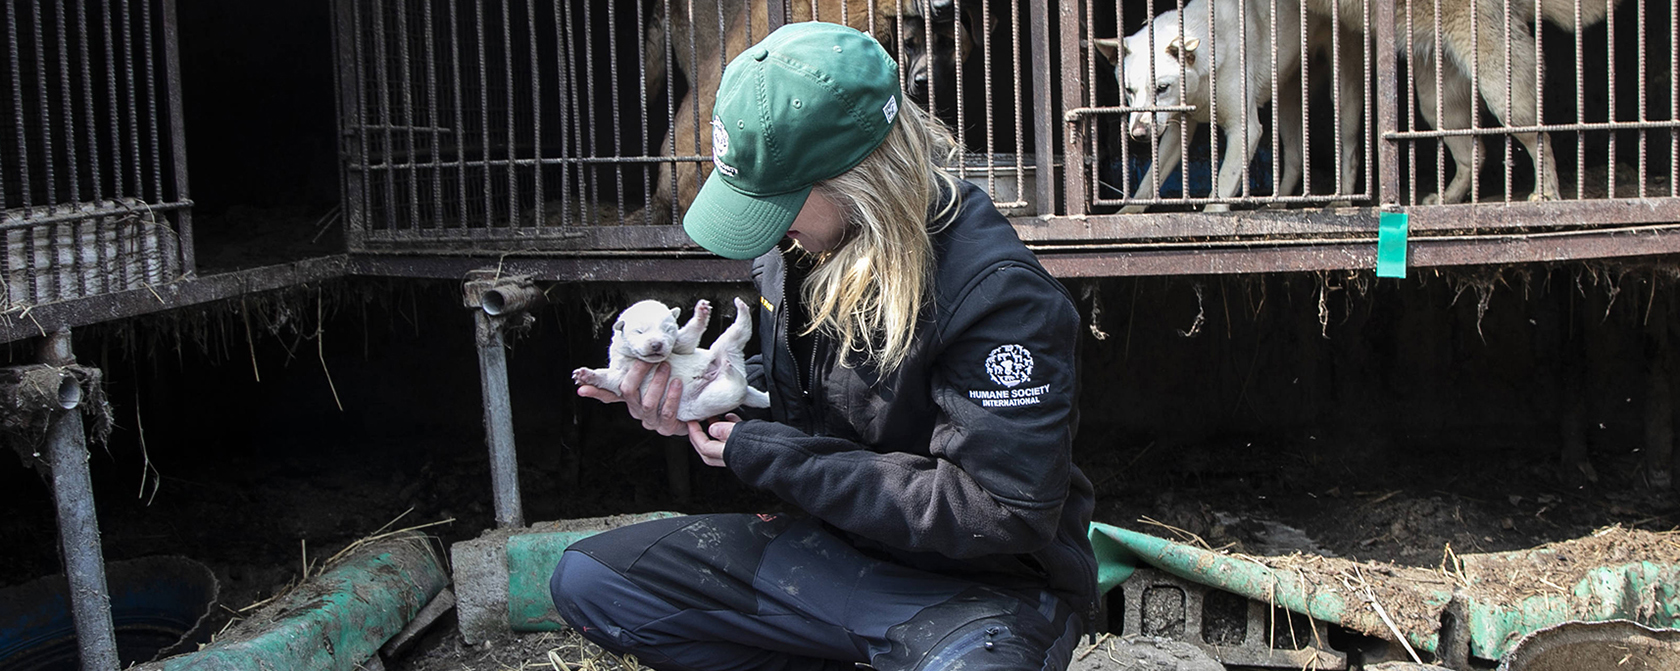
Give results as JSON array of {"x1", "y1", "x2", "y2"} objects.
[
  {"x1": 572, "y1": 367, "x2": 603, "y2": 387},
  {"x1": 693, "y1": 299, "x2": 712, "y2": 322},
  {"x1": 1422, "y1": 194, "x2": 1441, "y2": 206},
  {"x1": 1119, "y1": 205, "x2": 1148, "y2": 215},
  {"x1": 1203, "y1": 203, "x2": 1231, "y2": 213}
]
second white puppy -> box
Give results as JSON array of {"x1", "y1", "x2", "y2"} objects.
[{"x1": 573, "y1": 297, "x2": 770, "y2": 422}]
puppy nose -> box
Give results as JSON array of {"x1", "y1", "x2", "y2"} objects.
[
  {"x1": 647, "y1": 342, "x2": 664, "y2": 354},
  {"x1": 1130, "y1": 122, "x2": 1148, "y2": 139}
]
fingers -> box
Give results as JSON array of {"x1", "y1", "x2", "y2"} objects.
[
  {"x1": 598, "y1": 361, "x2": 680, "y2": 435},
  {"x1": 576, "y1": 385, "x2": 625, "y2": 405},
  {"x1": 619, "y1": 361, "x2": 653, "y2": 418},
  {"x1": 688, "y1": 421, "x2": 726, "y2": 467},
  {"x1": 620, "y1": 361, "x2": 685, "y2": 436},
  {"x1": 638, "y1": 362, "x2": 671, "y2": 415}
]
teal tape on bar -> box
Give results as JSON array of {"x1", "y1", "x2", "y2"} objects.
[{"x1": 1377, "y1": 212, "x2": 1409, "y2": 278}]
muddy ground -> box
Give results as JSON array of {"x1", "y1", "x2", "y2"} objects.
[{"x1": 3, "y1": 267, "x2": 1679, "y2": 670}]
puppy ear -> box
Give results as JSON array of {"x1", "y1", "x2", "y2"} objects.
[
  {"x1": 1181, "y1": 38, "x2": 1200, "y2": 53},
  {"x1": 1092, "y1": 38, "x2": 1121, "y2": 66},
  {"x1": 613, "y1": 316, "x2": 626, "y2": 332},
  {"x1": 669, "y1": 307, "x2": 681, "y2": 321}
]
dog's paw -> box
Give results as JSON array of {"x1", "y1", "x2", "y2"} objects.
[
  {"x1": 1119, "y1": 205, "x2": 1148, "y2": 215},
  {"x1": 1203, "y1": 203, "x2": 1231, "y2": 214},
  {"x1": 1422, "y1": 193, "x2": 1441, "y2": 206},
  {"x1": 693, "y1": 299, "x2": 712, "y2": 321},
  {"x1": 572, "y1": 367, "x2": 602, "y2": 387},
  {"x1": 1527, "y1": 191, "x2": 1558, "y2": 202}
]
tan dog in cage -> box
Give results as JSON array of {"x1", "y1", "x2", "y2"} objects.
[
  {"x1": 639, "y1": 0, "x2": 990, "y2": 225},
  {"x1": 1304, "y1": 0, "x2": 1615, "y2": 203}
]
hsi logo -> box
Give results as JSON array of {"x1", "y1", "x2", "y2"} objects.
[{"x1": 985, "y1": 344, "x2": 1033, "y2": 388}]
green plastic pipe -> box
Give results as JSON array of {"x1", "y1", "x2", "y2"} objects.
[
  {"x1": 1088, "y1": 522, "x2": 1436, "y2": 649},
  {"x1": 1090, "y1": 522, "x2": 1680, "y2": 661},
  {"x1": 139, "y1": 535, "x2": 447, "y2": 671}
]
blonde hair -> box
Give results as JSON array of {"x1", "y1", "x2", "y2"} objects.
[{"x1": 799, "y1": 101, "x2": 963, "y2": 375}]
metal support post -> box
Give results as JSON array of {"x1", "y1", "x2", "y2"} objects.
[
  {"x1": 463, "y1": 271, "x2": 544, "y2": 528},
  {"x1": 40, "y1": 330, "x2": 119, "y2": 671}
]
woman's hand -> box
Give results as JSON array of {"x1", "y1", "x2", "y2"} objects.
[
  {"x1": 688, "y1": 414, "x2": 740, "y2": 467},
  {"x1": 575, "y1": 360, "x2": 689, "y2": 437}
]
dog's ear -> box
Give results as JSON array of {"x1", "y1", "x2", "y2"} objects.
[
  {"x1": 958, "y1": 0, "x2": 997, "y2": 56},
  {"x1": 1166, "y1": 37, "x2": 1198, "y2": 66},
  {"x1": 613, "y1": 316, "x2": 626, "y2": 333},
  {"x1": 1092, "y1": 38, "x2": 1121, "y2": 66},
  {"x1": 669, "y1": 307, "x2": 681, "y2": 321}
]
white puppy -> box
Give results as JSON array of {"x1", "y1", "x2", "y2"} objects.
[
  {"x1": 573, "y1": 297, "x2": 770, "y2": 422},
  {"x1": 1097, "y1": 0, "x2": 1312, "y2": 214}
]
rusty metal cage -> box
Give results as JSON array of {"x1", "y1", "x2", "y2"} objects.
[
  {"x1": 1064, "y1": 0, "x2": 1680, "y2": 215},
  {"x1": 331, "y1": 0, "x2": 1053, "y2": 254},
  {"x1": 0, "y1": 0, "x2": 191, "y2": 312},
  {"x1": 333, "y1": 0, "x2": 1680, "y2": 272}
]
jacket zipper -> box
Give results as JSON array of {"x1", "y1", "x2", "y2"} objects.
[
  {"x1": 780, "y1": 266, "x2": 813, "y2": 400},
  {"x1": 781, "y1": 261, "x2": 823, "y2": 429}
]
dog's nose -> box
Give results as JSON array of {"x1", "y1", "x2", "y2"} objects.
[
  {"x1": 647, "y1": 342, "x2": 664, "y2": 355},
  {"x1": 1129, "y1": 122, "x2": 1148, "y2": 139}
]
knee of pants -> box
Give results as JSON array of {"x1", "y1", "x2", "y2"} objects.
[{"x1": 549, "y1": 549, "x2": 606, "y2": 631}]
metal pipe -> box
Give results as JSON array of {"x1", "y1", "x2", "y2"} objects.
[
  {"x1": 469, "y1": 287, "x2": 525, "y2": 528},
  {"x1": 482, "y1": 284, "x2": 541, "y2": 316},
  {"x1": 39, "y1": 330, "x2": 118, "y2": 671}
]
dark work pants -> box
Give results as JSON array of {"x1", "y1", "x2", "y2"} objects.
[{"x1": 549, "y1": 513, "x2": 1080, "y2": 671}]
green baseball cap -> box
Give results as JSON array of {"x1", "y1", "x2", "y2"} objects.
[{"x1": 681, "y1": 21, "x2": 902, "y2": 260}]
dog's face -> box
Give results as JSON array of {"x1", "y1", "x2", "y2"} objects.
[
  {"x1": 897, "y1": 0, "x2": 993, "y2": 117},
  {"x1": 612, "y1": 300, "x2": 682, "y2": 363},
  {"x1": 1097, "y1": 16, "x2": 1200, "y2": 141}
]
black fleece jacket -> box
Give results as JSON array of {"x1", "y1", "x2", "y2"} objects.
[{"x1": 724, "y1": 181, "x2": 1099, "y2": 629}]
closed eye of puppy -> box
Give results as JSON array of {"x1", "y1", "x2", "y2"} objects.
[{"x1": 573, "y1": 297, "x2": 770, "y2": 422}]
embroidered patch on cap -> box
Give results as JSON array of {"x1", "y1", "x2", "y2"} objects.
[
  {"x1": 711, "y1": 116, "x2": 738, "y2": 176},
  {"x1": 882, "y1": 95, "x2": 899, "y2": 124}
]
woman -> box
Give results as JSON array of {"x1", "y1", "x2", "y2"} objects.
[{"x1": 559, "y1": 21, "x2": 1097, "y2": 671}]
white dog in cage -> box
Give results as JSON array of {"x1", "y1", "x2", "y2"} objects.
[
  {"x1": 1302, "y1": 0, "x2": 1615, "y2": 203},
  {"x1": 1096, "y1": 0, "x2": 1318, "y2": 214}
]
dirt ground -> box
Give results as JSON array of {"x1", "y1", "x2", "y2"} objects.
[{"x1": 3, "y1": 269, "x2": 1679, "y2": 670}]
